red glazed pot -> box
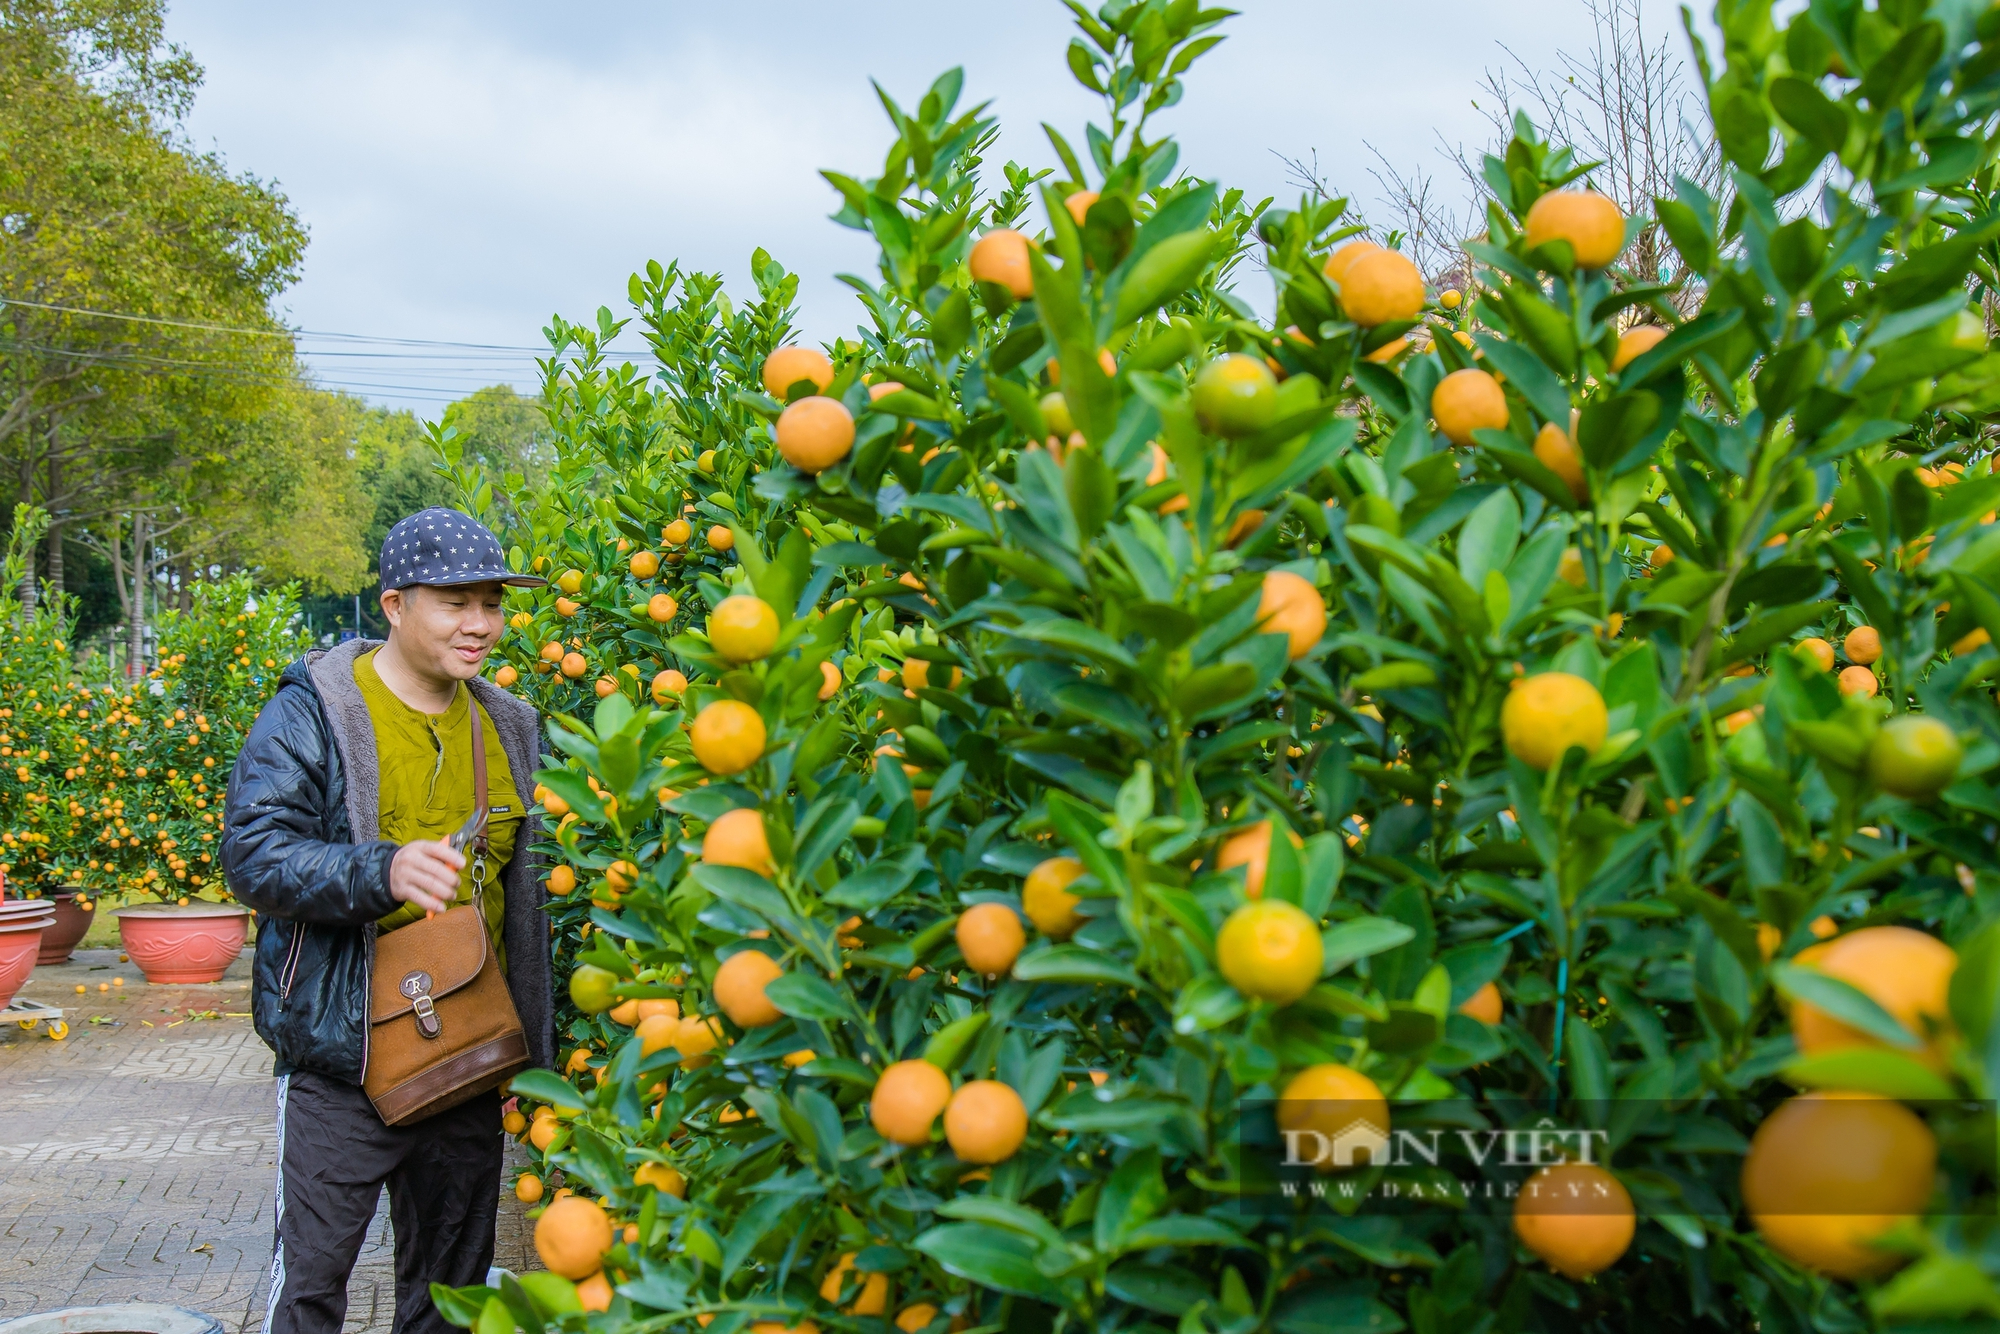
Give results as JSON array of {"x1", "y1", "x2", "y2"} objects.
[
  {"x1": 0, "y1": 919, "x2": 45, "y2": 1009},
  {"x1": 36, "y1": 890, "x2": 96, "y2": 966},
  {"x1": 114, "y1": 903, "x2": 250, "y2": 984}
]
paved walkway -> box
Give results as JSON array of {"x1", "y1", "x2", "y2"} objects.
[{"x1": 0, "y1": 948, "x2": 537, "y2": 1332}]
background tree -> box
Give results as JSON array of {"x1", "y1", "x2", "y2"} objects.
[{"x1": 0, "y1": 0, "x2": 386, "y2": 671}]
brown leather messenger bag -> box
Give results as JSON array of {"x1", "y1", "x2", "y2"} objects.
[{"x1": 362, "y1": 694, "x2": 529, "y2": 1125}]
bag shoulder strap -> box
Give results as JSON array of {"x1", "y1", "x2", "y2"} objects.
[{"x1": 467, "y1": 690, "x2": 489, "y2": 858}]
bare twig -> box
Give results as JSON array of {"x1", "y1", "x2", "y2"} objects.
[{"x1": 1463, "y1": 0, "x2": 1724, "y2": 311}]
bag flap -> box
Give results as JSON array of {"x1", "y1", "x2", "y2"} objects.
[{"x1": 370, "y1": 904, "x2": 490, "y2": 1024}]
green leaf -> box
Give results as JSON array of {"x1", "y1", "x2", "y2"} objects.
[
  {"x1": 1870, "y1": 1253, "x2": 2000, "y2": 1322},
  {"x1": 923, "y1": 1013, "x2": 989, "y2": 1069},
  {"x1": 681, "y1": 1222, "x2": 723, "y2": 1269},
  {"x1": 1859, "y1": 21, "x2": 1943, "y2": 108},
  {"x1": 764, "y1": 970, "x2": 849, "y2": 1022},
  {"x1": 914, "y1": 1223, "x2": 1061, "y2": 1300},
  {"x1": 1066, "y1": 38, "x2": 1105, "y2": 93},
  {"x1": 1272, "y1": 1289, "x2": 1406, "y2": 1334},
  {"x1": 1877, "y1": 212, "x2": 2000, "y2": 309},
  {"x1": 1565, "y1": 1011, "x2": 1613, "y2": 1112},
  {"x1": 1951, "y1": 572, "x2": 2000, "y2": 661},
  {"x1": 1350, "y1": 662, "x2": 1437, "y2": 692},
  {"x1": 1365, "y1": 1004, "x2": 1440, "y2": 1053},
  {"x1": 1174, "y1": 663, "x2": 1259, "y2": 720},
  {"x1": 1481, "y1": 437, "x2": 1579, "y2": 511},
  {"x1": 1013, "y1": 944, "x2": 1141, "y2": 987},
  {"x1": 1783, "y1": 1048, "x2": 1955, "y2": 1100},
  {"x1": 508, "y1": 1069, "x2": 586, "y2": 1111},
  {"x1": 1030, "y1": 244, "x2": 1117, "y2": 444},
  {"x1": 1300, "y1": 834, "x2": 1344, "y2": 920},
  {"x1": 1095, "y1": 1147, "x2": 1166, "y2": 1251},
  {"x1": 516, "y1": 1272, "x2": 582, "y2": 1317},
  {"x1": 869, "y1": 388, "x2": 948, "y2": 420},
  {"x1": 1439, "y1": 943, "x2": 1509, "y2": 1007},
  {"x1": 1472, "y1": 332, "x2": 1570, "y2": 426},
  {"x1": 1456, "y1": 487, "x2": 1520, "y2": 592},
  {"x1": 1720, "y1": 601, "x2": 1835, "y2": 666},
  {"x1": 1770, "y1": 961, "x2": 1923, "y2": 1050},
  {"x1": 1826, "y1": 540, "x2": 1893, "y2": 629},
  {"x1": 1121, "y1": 1215, "x2": 1244, "y2": 1249},
  {"x1": 1411, "y1": 963, "x2": 1452, "y2": 1022},
  {"x1": 812, "y1": 540, "x2": 890, "y2": 567},
  {"x1": 1576, "y1": 392, "x2": 1661, "y2": 470},
  {"x1": 1767, "y1": 75, "x2": 1847, "y2": 152},
  {"x1": 1004, "y1": 615, "x2": 1138, "y2": 668},
  {"x1": 793, "y1": 800, "x2": 859, "y2": 881},
  {"x1": 1045, "y1": 1089, "x2": 1186, "y2": 1132},
  {"x1": 827, "y1": 856, "x2": 921, "y2": 910},
  {"x1": 1948, "y1": 917, "x2": 2000, "y2": 1050},
  {"x1": 1712, "y1": 86, "x2": 1771, "y2": 168},
  {"x1": 430, "y1": 1285, "x2": 496, "y2": 1329},
  {"x1": 1105, "y1": 1265, "x2": 1207, "y2": 1317},
  {"x1": 929, "y1": 288, "x2": 972, "y2": 358},
  {"x1": 1173, "y1": 973, "x2": 1246, "y2": 1032},
  {"x1": 935, "y1": 1196, "x2": 1068, "y2": 1252},
  {"x1": 1499, "y1": 281, "x2": 1579, "y2": 374},
  {"x1": 1320, "y1": 917, "x2": 1417, "y2": 973},
  {"x1": 1113, "y1": 229, "x2": 1216, "y2": 326}
]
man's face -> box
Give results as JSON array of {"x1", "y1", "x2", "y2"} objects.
[{"x1": 380, "y1": 582, "x2": 506, "y2": 682}]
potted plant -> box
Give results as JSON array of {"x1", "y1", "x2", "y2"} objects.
[
  {"x1": 34, "y1": 888, "x2": 94, "y2": 965},
  {"x1": 0, "y1": 892, "x2": 52, "y2": 1008},
  {"x1": 112, "y1": 897, "x2": 251, "y2": 984},
  {"x1": 111, "y1": 576, "x2": 302, "y2": 984}
]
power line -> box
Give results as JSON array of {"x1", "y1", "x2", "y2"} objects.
[
  {"x1": 0, "y1": 296, "x2": 670, "y2": 407},
  {"x1": 0, "y1": 296, "x2": 655, "y2": 357},
  {"x1": 0, "y1": 338, "x2": 544, "y2": 404}
]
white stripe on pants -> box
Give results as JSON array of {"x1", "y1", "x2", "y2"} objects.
[{"x1": 264, "y1": 1073, "x2": 290, "y2": 1333}]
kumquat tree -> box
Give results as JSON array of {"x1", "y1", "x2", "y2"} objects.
[
  {"x1": 436, "y1": 2, "x2": 2000, "y2": 1331},
  {"x1": 0, "y1": 505, "x2": 303, "y2": 904}
]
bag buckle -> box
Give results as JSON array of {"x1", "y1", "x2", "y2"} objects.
[{"x1": 401, "y1": 970, "x2": 441, "y2": 1040}]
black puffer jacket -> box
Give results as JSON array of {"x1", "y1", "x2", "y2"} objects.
[{"x1": 221, "y1": 639, "x2": 554, "y2": 1083}]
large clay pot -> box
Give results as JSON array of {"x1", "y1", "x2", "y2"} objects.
[
  {"x1": 0, "y1": 1302, "x2": 225, "y2": 1334},
  {"x1": 0, "y1": 919, "x2": 45, "y2": 1009},
  {"x1": 114, "y1": 903, "x2": 251, "y2": 984},
  {"x1": 36, "y1": 891, "x2": 95, "y2": 965}
]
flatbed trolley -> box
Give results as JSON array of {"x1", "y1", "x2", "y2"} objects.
[{"x1": 5, "y1": 996, "x2": 68, "y2": 1040}]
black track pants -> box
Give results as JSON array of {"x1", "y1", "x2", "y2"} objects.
[{"x1": 266, "y1": 1070, "x2": 502, "y2": 1334}]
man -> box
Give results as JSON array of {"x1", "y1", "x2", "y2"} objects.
[{"x1": 223, "y1": 507, "x2": 552, "y2": 1334}]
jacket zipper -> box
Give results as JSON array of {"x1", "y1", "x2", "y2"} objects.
[
  {"x1": 360, "y1": 921, "x2": 375, "y2": 1079},
  {"x1": 278, "y1": 922, "x2": 306, "y2": 1009}
]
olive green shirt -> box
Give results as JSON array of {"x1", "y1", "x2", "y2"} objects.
[{"x1": 356, "y1": 649, "x2": 521, "y2": 961}]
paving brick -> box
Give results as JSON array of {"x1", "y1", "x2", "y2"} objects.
[{"x1": 3, "y1": 948, "x2": 540, "y2": 1332}]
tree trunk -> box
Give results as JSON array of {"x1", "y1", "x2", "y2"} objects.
[
  {"x1": 42, "y1": 451, "x2": 63, "y2": 599},
  {"x1": 16, "y1": 455, "x2": 35, "y2": 609},
  {"x1": 125, "y1": 511, "x2": 148, "y2": 679}
]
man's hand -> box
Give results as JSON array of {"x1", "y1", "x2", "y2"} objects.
[{"x1": 390, "y1": 840, "x2": 463, "y2": 915}]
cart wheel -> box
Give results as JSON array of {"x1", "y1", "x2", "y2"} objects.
[
  {"x1": 46, "y1": 1021, "x2": 67, "y2": 1040},
  {"x1": 17, "y1": 1019, "x2": 34, "y2": 1031}
]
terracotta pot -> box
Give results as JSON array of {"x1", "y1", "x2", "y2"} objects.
[
  {"x1": 36, "y1": 890, "x2": 96, "y2": 965},
  {"x1": 114, "y1": 903, "x2": 251, "y2": 984},
  {"x1": 0, "y1": 919, "x2": 45, "y2": 1009}
]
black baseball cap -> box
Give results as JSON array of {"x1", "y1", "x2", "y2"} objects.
[{"x1": 379, "y1": 507, "x2": 545, "y2": 590}]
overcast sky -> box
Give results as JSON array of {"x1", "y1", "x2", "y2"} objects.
[{"x1": 160, "y1": 0, "x2": 1687, "y2": 417}]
